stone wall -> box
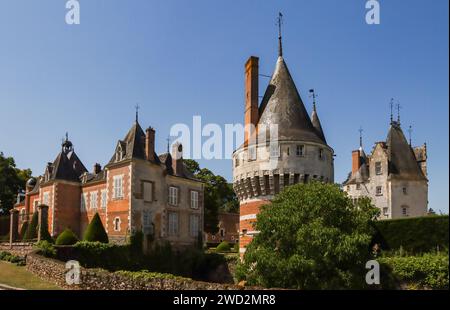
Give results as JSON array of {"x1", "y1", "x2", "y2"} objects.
[
  {"x1": 0, "y1": 242, "x2": 34, "y2": 257},
  {"x1": 26, "y1": 251, "x2": 258, "y2": 290}
]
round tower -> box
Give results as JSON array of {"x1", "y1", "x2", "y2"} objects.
[{"x1": 233, "y1": 55, "x2": 334, "y2": 256}]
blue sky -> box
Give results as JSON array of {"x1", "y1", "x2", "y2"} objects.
[{"x1": 0, "y1": 0, "x2": 448, "y2": 213}]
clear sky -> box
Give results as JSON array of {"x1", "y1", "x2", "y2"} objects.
[{"x1": 0, "y1": 0, "x2": 448, "y2": 213}]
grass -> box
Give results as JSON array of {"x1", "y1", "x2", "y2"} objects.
[{"x1": 0, "y1": 261, "x2": 61, "y2": 290}]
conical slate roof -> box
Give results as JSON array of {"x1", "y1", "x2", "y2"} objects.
[
  {"x1": 387, "y1": 122, "x2": 426, "y2": 181},
  {"x1": 258, "y1": 57, "x2": 326, "y2": 144},
  {"x1": 311, "y1": 106, "x2": 326, "y2": 143}
]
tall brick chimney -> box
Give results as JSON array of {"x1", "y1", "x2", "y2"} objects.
[
  {"x1": 244, "y1": 56, "x2": 259, "y2": 146},
  {"x1": 171, "y1": 142, "x2": 183, "y2": 176},
  {"x1": 352, "y1": 150, "x2": 361, "y2": 174},
  {"x1": 145, "y1": 127, "x2": 155, "y2": 161},
  {"x1": 93, "y1": 163, "x2": 102, "y2": 174}
]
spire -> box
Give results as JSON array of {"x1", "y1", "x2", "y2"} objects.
[
  {"x1": 390, "y1": 98, "x2": 394, "y2": 125},
  {"x1": 359, "y1": 126, "x2": 363, "y2": 148},
  {"x1": 277, "y1": 12, "x2": 283, "y2": 57},
  {"x1": 309, "y1": 88, "x2": 317, "y2": 112},
  {"x1": 135, "y1": 103, "x2": 140, "y2": 123},
  {"x1": 166, "y1": 135, "x2": 171, "y2": 153},
  {"x1": 408, "y1": 125, "x2": 412, "y2": 146},
  {"x1": 309, "y1": 89, "x2": 327, "y2": 143},
  {"x1": 396, "y1": 101, "x2": 401, "y2": 125}
]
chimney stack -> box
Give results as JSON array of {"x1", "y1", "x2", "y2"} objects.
[
  {"x1": 145, "y1": 127, "x2": 156, "y2": 161},
  {"x1": 171, "y1": 142, "x2": 184, "y2": 176},
  {"x1": 93, "y1": 163, "x2": 101, "y2": 174},
  {"x1": 352, "y1": 150, "x2": 361, "y2": 174},
  {"x1": 244, "y1": 56, "x2": 259, "y2": 147}
]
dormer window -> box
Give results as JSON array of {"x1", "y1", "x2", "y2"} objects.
[{"x1": 116, "y1": 145, "x2": 124, "y2": 162}]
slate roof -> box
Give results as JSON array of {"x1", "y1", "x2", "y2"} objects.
[
  {"x1": 386, "y1": 122, "x2": 427, "y2": 181},
  {"x1": 257, "y1": 56, "x2": 326, "y2": 144},
  {"x1": 311, "y1": 106, "x2": 326, "y2": 143},
  {"x1": 43, "y1": 149, "x2": 88, "y2": 183}
]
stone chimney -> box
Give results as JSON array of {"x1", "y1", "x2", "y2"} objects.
[
  {"x1": 145, "y1": 127, "x2": 156, "y2": 161},
  {"x1": 171, "y1": 142, "x2": 184, "y2": 176},
  {"x1": 93, "y1": 163, "x2": 101, "y2": 174},
  {"x1": 352, "y1": 150, "x2": 361, "y2": 174},
  {"x1": 244, "y1": 56, "x2": 259, "y2": 147}
]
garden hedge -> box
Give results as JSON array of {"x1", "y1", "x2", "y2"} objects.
[
  {"x1": 372, "y1": 215, "x2": 449, "y2": 253},
  {"x1": 55, "y1": 228, "x2": 79, "y2": 245},
  {"x1": 83, "y1": 213, "x2": 108, "y2": 243}
]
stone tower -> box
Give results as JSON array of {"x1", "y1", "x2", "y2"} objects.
[{"x1": 233, "y1": 50, "x2": 334, "y2": 255}]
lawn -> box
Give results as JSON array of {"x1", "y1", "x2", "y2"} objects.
[{"x1": 0, "y1": 261, "x2": 61, "y2": 290}]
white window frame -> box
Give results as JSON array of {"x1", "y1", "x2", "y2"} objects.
[
  {"x1": 248, "y1": 145, "x2": 257, "y2": 161},
  {"x1": 270, "y1": 143, "x2": 280, "y2": 158},
  {"x1": 101, "y1": 190, "x2": 107, "y2": 209},
  {"x1": 190, "y1": 190, "x2": 199, "y2": 209},
  {"x1": 90, "y1": 191, "x2": 98, "y2": 210},
  {"x1": 43, "y1": 192, "x2": 50, "y2": 206},
  {"x1": 80, "y1": 193, "x2": 87, "y2": 212},
  {"x1": 113, "y1": 175, "x2": 124, "y2": 199},
  {"x1": 168, "y1": 212, "x2": 179, "y2": 236},
  {"x1": 189, "y1": 214, "x2": 199, "y2": 237},
  {"x1": 168, "y1": 186, "x2": 178, "y2": 206},
  {"x1": 113, "y1": 217, "x2": 121, "y2": 231},
  {"x1": 143, "y1": 181, "x2": 153, "y2": 202}
]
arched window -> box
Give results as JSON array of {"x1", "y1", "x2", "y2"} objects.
[{"x1": 114, "y1": 217, "x2": 121, "y2": 231}]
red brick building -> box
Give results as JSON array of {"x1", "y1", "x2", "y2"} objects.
[
  {"x1": 15, "y1": 119, "x2": 204, "y2": 248},
  {"x1": 204, "y1": 212, "x2": 239, "y2": 246}
]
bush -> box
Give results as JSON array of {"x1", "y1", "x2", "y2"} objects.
[
  {"x1": 35, "y1": 240, "x2": 56, "y2": 258},
  {"x1": 129, "y1": 230, "x2": 143, "y2": 256},
  {"x1": 38, "y1": 210, "x2": 53, "y2": 243},
  {"x1": 55, "y1": 228, "x2": 79, "y2": 245},
  {"x1": 216, "y1": 241, "x2": 231, "y2": 252},
  {"x1": 236, "y1": 182, "x2": 379, "y2": 289},
  {"x1": 372, "y1": 215, "x2": 449, "y2": 253},
  {"x1": 83, "y1": 213, "x2": 108, "y2": 243},
  {"x1": 0, "y1": 251, "x2": 25, "y2": 266},
  {"x1": 73, "y1": 241, "x2": 130, "y2": 270},
  {"x1": 23, "y1": 212, "x2": 38, "y2": 241},
  {"x1": 379, "y1": 253, "x2": 449, "y2": 289},
  {"x1": 233, "y1": 242, "x2": 239, "y2": 253}
]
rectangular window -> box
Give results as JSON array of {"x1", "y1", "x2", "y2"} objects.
[
  {"x1": 319, "y1": 148, "x2": 324, "y2": 159},
  {"x1": 113, "y1": 175, "x2": 124, "y2": 199},
  {"x1": 168, "y1": 212, "x2": 179, "y2": 236},
  {"x1": 296, "y1": 145, "x2": 305, "y2": 156},
  {"x1": 402, "y1": 187, "x2": 407, "y2": 195},
  {"x1": 248, "y1": 146, "x2": 257, "y2": 161},
  {"x1": 235, "y1": 157, "x2": 240, "y2": 167},
  {"x1": 43, "y1": 192, "x2": 50, "y2": 206},
  {"x1": 189, "y1": 214, "x2": 199, "y2": 237},
  {"x1": 80, "y1": 194, "x2": 86, "y2": 212},
  {"x1": 270, "y1": 143, "x2": 280, "y2": 158},
  {"x1": 383, "y1": 207, "x2": 389, "y2": 216},
  {"x1": 375, "y1": 162, "x2": 382, "y2": 175},
  {"x1": 142, "y1": 210, "x2": 153, "y2": 235},
  {"x1": 90, "y1": 192, "x2": 98, "y2": 210},
  {"x1": 376, "y1": 186, "x2": 382, "y2": 196},
  {"x1": 190, "y1": 190, "x2": 199, "y2": 209},
  {"x1": 168, "y1": 186, "x2": 178, "y2": 206},
  {"x1": 101, "y1": 190, "x2": 107, "y2": 209},
  {"x1": 356, "y1": 183, "x2": 361, "y2": 190},
  {"x1": 402, "y1": 207, "x2": 409, "y2": 217},
  {"x1": 143, "y1": 181, "x2": 153, "y2": 202}
]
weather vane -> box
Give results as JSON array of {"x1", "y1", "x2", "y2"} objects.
[
  {"x1": 359, "y1": 126, "x2": 363, "y2": 148},
  {"x1": 135, "y1": 103, "x2": 140, "y2": 122},
  {"x1": 408, "y1": 125, "x2": 413, "y2": 146},
  {"x1": 276, "y1": 12, "x2": 284, "y2": 57},
  {"x1": 309, "y1": 89, "x2": 317, "y2": 111},
  {"x1": 390, "y1": 98, "x2": 394, "y2": 124}
]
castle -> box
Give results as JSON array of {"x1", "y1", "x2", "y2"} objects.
[
  {"x1": 343, "y1": 119, "x2": 428, "y2": 219},
  {"x1": 232, "y1": 37, "x2": 334, "y2": 255},
  {"x1": 14, "y1": 117, "x2": 204, "y2": 248}
]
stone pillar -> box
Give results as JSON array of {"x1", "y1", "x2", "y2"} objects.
[
  {"x1": 37, "y1": 205, "x2": 49, "y2": 242},
  {"x1": 9, "y1": 209, "x2": 19, "y2": 248}
]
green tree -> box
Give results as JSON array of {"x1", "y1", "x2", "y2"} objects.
[
  {"x1": 23, "y1": 212, "x2": 38, "y2": 241},
  {"x1": 236, "y1": 182, "x2": 379, "y2": 289},
  {"x1": 83, "y1": 213, "x2": 109, "y2": 243},
  {"x1": 0, "y1": 152, "x2": 32, "y2": 214}
]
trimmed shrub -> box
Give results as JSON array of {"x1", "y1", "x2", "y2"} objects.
[
  {"x1": 55, "y1": 228, "x2": 79, "y2": 245},
  {"x1": 23, "y1": 212, "x2": 38, "y2": 241},
  {"x1": 38, "y1": 211, "x2": 53, "y2": 243},
  {"x1": 35, "y1": 240, "x2": 56, "y2": 258},
  {"x1": 216, "y1": 241, "x2": 231, "y2": 252},
  {"x1": 379, "y1": 253, "x2": 449, "y2": 289},
  {"x1": 83, "y1": 213, "x2": 108, "y2": 243},
  {"x1": 19, "y1": 221, "x2": 29, "y2": 239},
  {"x1": 372, "y1": 215, "x2": 449, "y2": 253}
]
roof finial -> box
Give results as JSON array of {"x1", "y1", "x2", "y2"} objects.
[
  {"x1": 408, "y1": 125, "x2": 413, "y2": 146},
  {"x1": 166, "y1": 135, "x2": 170, "y2": 153},
  {"x1": 135, "y1": 103, "x2": 140, "y2": 123},
  {"x1": 390, "y1": 98, "x2": 394, "y2": 125},
  {"x1": 359, "y1": 126, "x2": 363, "y2": 148},
  {"x1": 396, "y1": 101, "x2": 401, "y2": 125},
  {"x1": 309, "y1": 89, "x2": 317, "y2": 111},
  {"x1": 277, "y1": 12, "x2": 283, "y2": 57},
  {"x1": 65, "y1": 132, "x2": 69, "y2": 141}
]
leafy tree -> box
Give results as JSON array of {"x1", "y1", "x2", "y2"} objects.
[
  {"x1": 236, "y1": 182, "x2": 379, "y2": 289},
  {"x1": 83, "y1": 213, "x2": 109, "y2": 243},
  {"x1": 0, "y1": 152, "x2": 32, "y2": 214},
  {"x1": 55, "y1": 228, "x2": 79, "y2": 245}
]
